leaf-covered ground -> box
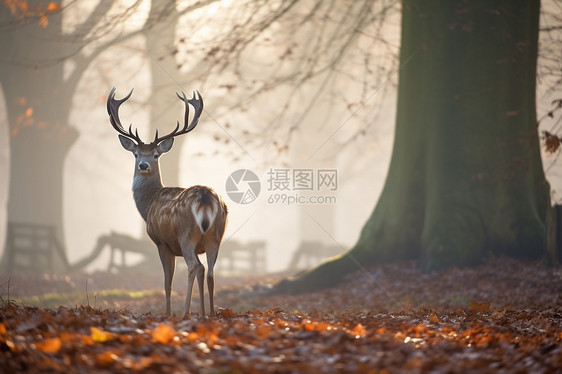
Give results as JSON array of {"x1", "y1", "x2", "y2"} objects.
[{"x1": 1, "y1": 256, "x2": 561, "y2": 373}]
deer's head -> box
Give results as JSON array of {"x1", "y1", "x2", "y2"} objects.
[{"x1": 107, "y1": 87, "x2": 204, "y2": 177}]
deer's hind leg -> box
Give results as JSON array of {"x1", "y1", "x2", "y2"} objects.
[
  {"x1": 205, "y1": 244, "x2": 219, "y2": 317},
  {"x1": 180, "y1": 239, "x2": 205, "y2": 317}
]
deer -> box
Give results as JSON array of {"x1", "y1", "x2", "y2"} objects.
[{"x1": 106, "y1": 87, "x2": 228, "y2": 318}]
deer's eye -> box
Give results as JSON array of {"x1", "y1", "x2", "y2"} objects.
[
  {"x1": 134, "y1": 153, "x2": 138, "y2": 158},
  {"x1": 154, "y1": 154, "x2": 159, "y2": 159}
]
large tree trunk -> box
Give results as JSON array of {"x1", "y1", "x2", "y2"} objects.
[
  {"x1": 0, "y1": 2, "x2": 78, "y2": 271},
  {"x1": 275, "y1": 0, "x2": 548, "y2": 293}
]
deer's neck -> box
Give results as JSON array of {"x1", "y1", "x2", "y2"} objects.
[{"x1": 132, "y1": 173, "x2": 163, "y2": 221}]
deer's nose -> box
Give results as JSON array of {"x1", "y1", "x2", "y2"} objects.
[{"x1": 139, "y1": 162, "x2": 150, "y2": 171}]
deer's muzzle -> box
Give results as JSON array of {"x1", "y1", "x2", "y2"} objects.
[{"x1": 138, "y1": 162, "x2": 151, "y2": 173}]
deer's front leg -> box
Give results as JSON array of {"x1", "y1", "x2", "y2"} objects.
[{"x1": 158, "y1": 245, "x2": 175, "y2": 316}]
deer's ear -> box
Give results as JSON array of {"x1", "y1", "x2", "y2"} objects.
[
  {"x1": 118, "y1": 135, "x2": 136, "y2": 152},
  {"x1": 157, "y1": 138, "x2": 174, "y2": 154}
]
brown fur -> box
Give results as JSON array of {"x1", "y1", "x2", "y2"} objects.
[
  {"x1": 109, "y1": 87, "x2": 226, "y2": 317},
  {"x1": 146, "y1": 186, "x2": 228, "y2": 256}
]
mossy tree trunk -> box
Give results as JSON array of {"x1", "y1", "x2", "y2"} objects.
[{"x1": 275, "y1": 0, "x2": 548, "y2": 293}]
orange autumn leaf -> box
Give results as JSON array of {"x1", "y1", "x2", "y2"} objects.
[
  {"x1": 18, "y1": 0, "x2": 28, "y2": 12},
  {"x1": 194, "y1": 325, "x2": 219, "y2": 346},
  {"x1": 0, "y1": 323, "x2": 7, "y2": 335},
  {"x1": 411, "y1": 324, "x2": 427, "y2": 337},
  {"x1": 217, "y1": 308, "x2": 236, "y2": 318},
  {"x1": 25, "y1": 107, "x2": 33, "y2": 117},
  {"x1": 302, "y1": 321, "x2": 315, "y2": 331},
  {"x1": 36, "y1": 337, "x2": 61, "y2": 353},
  {"x1": 47, "y1": 2, "x2": 61, "y2": 11},
  {"x1": 316, "y1": 321, "x2": 335, "y2": 331},
  {"x1": 91, "y1": 327, "x2": 113, "y2": 343},
  {"x1": 302, "y1": 320, "x2": 335, "y2": 332},
  {"x1": 59, "y1": 332, "x2": 77, "y2": 344},
  {"x1": 151, "y1": 323, "x2": 175, "y2": 344},
  {"x1": 96, "y1": 350, "x2": 119, "y2": 366},
  {"x1": 5, "y1": 0, "x2": 29, "y2": 14},
  {"x1": 255, "y1": 325, "x2": 271, "y2": 338},
  {"x1": 81, "y1": 334, "x2": 94, "y2": 346},
  {"x1": 38, "y1": 13, "x2": 48, "y2": 27},
  {"x1": 429, "y1": 311, "x2": 439, "y2": 324},
  {"x1": 276, "y1": 318, "x2": 289, "y2": 328},
  {"x1": 349, "y1": 323, "x2": 367, "y2": 337},
  {"x1": 4, "y1": 0, "x2": 17, "y2": 14}
]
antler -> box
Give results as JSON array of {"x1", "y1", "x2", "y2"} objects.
[
  {"x1": 107, "y1": 87, "x2": 143, "y2": 144},
  {"x1": 152, "y1": 90, "x2": 204, "y2": 145}
]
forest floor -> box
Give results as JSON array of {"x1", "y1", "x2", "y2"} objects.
[{"x1": 1, "y1": 256, "x2": 561, "y2": 373}]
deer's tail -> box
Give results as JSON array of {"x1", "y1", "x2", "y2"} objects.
[{"x1": 191, "y1": 188, "x2": 218, "y2": 234}]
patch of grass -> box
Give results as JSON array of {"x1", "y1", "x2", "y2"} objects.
[
  {"x1": 445, "y1": 294, "x2": 472, "y2": 305},
  {"x1": 16, "y1": 289, "x2": 164, "y2": 308}
]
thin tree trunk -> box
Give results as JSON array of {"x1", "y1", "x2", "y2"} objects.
[{"x1": 145, "y1": 0, "x2": 186, "y2": 188}]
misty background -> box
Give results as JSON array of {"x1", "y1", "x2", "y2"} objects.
[{"x1": 0, "y1": 0, "x2": 560, "y2": 274}]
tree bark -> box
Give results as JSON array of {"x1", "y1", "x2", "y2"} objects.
[
  {"x1": 145, "y1": 0, "x2": 185, "y2": 188},
  {"x1": 275, "y1": 0, "x2": 548, "y2": 293},
  {"x1": 0, "y1": 2, "x2": 78, "y2": 271},
  {"x1": 0, "y1": 0, "x2": 212, "y2": 271}
]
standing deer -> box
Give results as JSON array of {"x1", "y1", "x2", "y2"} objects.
[{"x1": 107, "y1": 87, "x2": 228, "y2": 317}]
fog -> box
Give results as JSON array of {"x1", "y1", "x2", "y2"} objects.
[
  {"x1": 0, "y1": 0, "x2": 400, "y2": 273},
  {"x1": 0, "y1": 0, "x2": 560, "y2": 275}
]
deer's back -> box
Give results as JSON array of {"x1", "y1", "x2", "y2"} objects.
[{"x1": 146, "y1": 186, "x2": 227, "y2": 256}]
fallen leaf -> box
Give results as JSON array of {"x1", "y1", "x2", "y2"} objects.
[
  {"x1": 303, "y1": 320, "x2": 334, "y2": 332},
  {"x1": 1, "y1": 256, "x2": 561, "y2": 373},
  {"x1": 81, "y1": 334, "x2": 94, "y2": 346},
  {"x1": 151, "y1": 323, "x2": 175, "y2": 344},
  {"x1": 470, "y1": 300, "x2": 491, "y2": 313},
  {"x1": 96, "y1": 350, "x2": 119, "y2": 366},
  {"x1": 492, "y1": 309, "x2": 507, "y2": 319},
  {"x1": 36, "y1": 337, "x2": 62, "y2": 354},
  {"x1": 349, "y1": 323, "x2": 367, "y2": 337},
  {"x1": 217, "y1": 308, "x2": 236, "y2": 318},
  {"x1": 255, "y1": 325, "x2": 272, "y2": 338},
  {"x1": 91, "y1": 327, "x2": 113, "y2": 343}
]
